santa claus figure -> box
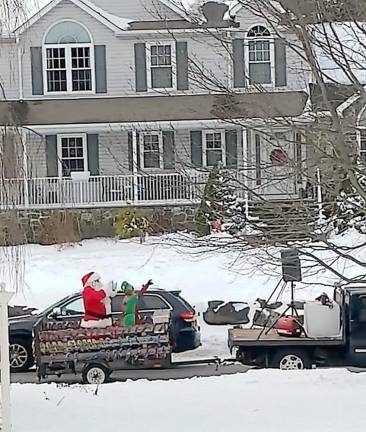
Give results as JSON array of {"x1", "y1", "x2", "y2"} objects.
[{"x1": 80, "y1": 272, "x2": 117, "y2": 328}]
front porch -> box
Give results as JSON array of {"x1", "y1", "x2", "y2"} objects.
[{"x1": 0, "y1": 171, "x2": 219, "y2": 210}]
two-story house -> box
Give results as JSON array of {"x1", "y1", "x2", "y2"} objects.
[{"x1": 0, "y1": 0, "x2": 310, "y2": 210}]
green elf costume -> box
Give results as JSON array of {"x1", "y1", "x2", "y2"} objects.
[{"x1": 121, "y1": 280, "x2": 152, "y2": 327}]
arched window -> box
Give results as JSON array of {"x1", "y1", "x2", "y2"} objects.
[
  {"x1": 246, "y1": 25, "x2": 273, "y2": 85},
  {"x1": 45, "y1": 21, "x2": 91, "y2": 44},
  {"x1": 247, "y1": 25, "x2": 271, "y2": 38},
  {"x1": 356, "y1": 106, "x2": 366, "y2": 162},
  {"x1": 43, "y1": 21, "x2": 94, "y2": 93}
]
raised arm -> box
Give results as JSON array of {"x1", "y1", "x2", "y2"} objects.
[{"x1": 139, "y1": 279, "x2": 153, "y2": 298}]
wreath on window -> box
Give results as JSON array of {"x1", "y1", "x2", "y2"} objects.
[{"x1": 270, "y1": 148, "x2": 289, "y2": 166}]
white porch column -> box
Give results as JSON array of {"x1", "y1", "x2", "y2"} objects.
[
  {"x1": 316, "y1": 168, "x2": 324, "y2": 222},
  {"x1": 21, "y1": 128, "x2": 29, "y2": 208},
  {"x1": 132, "y1": 130, "x2": 138, "y2": 203},
  {"x1": 0, "y1": 283, "x2": 13, "y2": 432},
  {"x1": 242, "y1": 127, "x2": 250, "y2": 219}
]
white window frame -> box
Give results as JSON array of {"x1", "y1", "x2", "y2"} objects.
[
  {"x1": 202, "y1": 130, "x2": 226, "y2": 168},
  {"x1": 140, "y1": 131, "x2": 164, "y2": 170},
  {"x1": 146, "y1": 41, "x2": 176, "y2": 91},
  {"x1": 57, "y1": 133, "x2": 88, "y2": 177},
  {"x1": 245, "y1": 27, "x2": 275, "y2": 88},
  {"x1": 43, "y1": 43, "x2": 95, "y2": 95},
  {"x1": 358, "y1": 129, "x2": 366, "y2": 163}
]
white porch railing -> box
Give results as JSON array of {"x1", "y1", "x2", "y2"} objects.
[{"x1": 0, "y1": 172, "x2": 212, "y2": 210}]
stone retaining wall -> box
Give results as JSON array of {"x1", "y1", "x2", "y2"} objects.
[{"x1": 0, "y1": 206, "x2": 197, "y2": 246}]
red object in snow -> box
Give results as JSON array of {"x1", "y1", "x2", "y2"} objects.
[{"x1": 275, "y1": 315, "x2": 302, "y2": 337}]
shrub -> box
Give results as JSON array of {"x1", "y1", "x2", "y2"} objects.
[{"x1": 115, "y1": 207, "x2": 149, "y2": 240}]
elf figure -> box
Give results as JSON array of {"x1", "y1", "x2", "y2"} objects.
[{"x1": 121, "y1": 280, "x2": 153, "y2": 327}]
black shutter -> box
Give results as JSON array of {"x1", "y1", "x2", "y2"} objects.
[
  {"x1": 134, "y1": 43, "x2": 147, "y2": 92},
  {"x1": 30, "y1": 47, "x2": 44, "y2": 96},
  {"x1": 87, "y1": 134, "x2": 99, "y2": 175},
  {"x1": 163, "y1": 131, "x2": 175, "y2": 169},
  {"x1": 232, "y1": 39, "x2": 245, "y2": 88},
  {"x1": 275, "y1": 38, "x2": 287, "y2": 87},
  {"x1": 225, "y1": 130, "x2": 238, "y2": 168},
  {"x1": 45, "y1": 135, "x2": 58, "y2": 177},
  {"x1": 94, "y1": 45, "x2": 107, "y2": 93},
  {"x1": 176, "y1": 41, "x2": 189, "y2": 90},
  {"x1": 190, "y1": 131, "x2": 203, "y2": 167}
]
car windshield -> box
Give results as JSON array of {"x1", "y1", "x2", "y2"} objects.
[{"x1": 41, "y1": 292, "x2": 82, "y2": 315}]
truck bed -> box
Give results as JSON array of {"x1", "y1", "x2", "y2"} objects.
[{"x1": 228, "y1": 328, "x2": 344, "y2": 349}]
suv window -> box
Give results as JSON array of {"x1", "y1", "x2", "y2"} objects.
[
  {"x1": 111, "y1": 294, "x2": 170, "y2": 313},
  {"x1": 60, "y1": 297, "x2": 84, "y2": 316},
  {"x1": 112, "y1": 295, "x2": 124, "y2": 313},
  {"x1": 139, "y1": 295, "x2": 170, "y2": 310},
  {"x1": 354, "y1": 296, "x2": 366, "y2": 324}
]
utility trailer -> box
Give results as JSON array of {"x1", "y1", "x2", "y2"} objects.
[
  {"x1": 33, "y1": 314, "x2": 173, "y2": 384},
  {"x1": 228, "y1": 285, "x2": 366, "y2": 370},
  {"x1": 33, "y1": 312, "x2": 226, "y2": 384}
]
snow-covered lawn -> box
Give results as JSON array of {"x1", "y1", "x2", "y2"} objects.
[
  {"x1": 3, "y1": 234, "x2": 366, "y2": 431},
  {"x1": 3, "y1": 233, "x2": 364, "y2": 359},
  {"x1": 9, "y1": 237, "x2": 277, "y2": 311},
  {"x1": 6, "y1": 236, "x2": 279, "y2": 360},
  {"x1": 12, "y1": 369, "x2": 366, "y2": 432}
]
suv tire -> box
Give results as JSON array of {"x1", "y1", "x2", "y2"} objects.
[{"x1": 9, "y1": 338, "x2": 34, "y2": 373}]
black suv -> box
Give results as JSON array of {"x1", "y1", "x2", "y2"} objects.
[{"x1": 9, "y1": 289, "x2": 201, "y2": 372}]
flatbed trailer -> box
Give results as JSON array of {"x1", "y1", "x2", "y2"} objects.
[
  {"x1": 229, "y1": 328, "x2": 344, "y2": 347},
  {"x1": 33, "y1": 313, "x2": 236, "y2": 384},
  {"x1": 228, "y1": 285, "x2": 366, "y2": 369}
]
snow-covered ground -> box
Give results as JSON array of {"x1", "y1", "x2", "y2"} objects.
[
  {"x1": 2, "y1": 232, "x2": 364, "y2": 359},
  {"x1": 2, "y1": 233, "x2": 366, "y2": 431},
  {"x1": 12, "y1": 369, "x2": 366, "y2": 432}
]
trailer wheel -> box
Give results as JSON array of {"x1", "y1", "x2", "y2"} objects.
[
  {"x1": 82, "y1": 364, "x2": 110, "y2": 385},
  {"x1": 270, "y1": 349, "x2": 310, "y2": 370}
]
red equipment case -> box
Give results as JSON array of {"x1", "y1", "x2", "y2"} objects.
[{"x1": 275, "y1": 315, "x2": 302, "y2": 337}]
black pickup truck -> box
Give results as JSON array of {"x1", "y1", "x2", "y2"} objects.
[{"x1": 228, "y1": 284, "x2": 366, "y2": 369}]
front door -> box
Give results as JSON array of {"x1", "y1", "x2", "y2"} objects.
[
  {"x1": 253, "y1": 131, "x2": 298, "y2": 199},
  {"x1": 349, "y1": 294, "x2": 366, "y2": 366}
]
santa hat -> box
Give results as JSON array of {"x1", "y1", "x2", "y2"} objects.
[{"x1": 81, "y1": 272, "x2": 101, "y2": 287}]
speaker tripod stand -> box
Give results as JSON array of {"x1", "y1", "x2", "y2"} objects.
[{"x1": 257, "y1": 278, "x2": 306, "y2": 340}]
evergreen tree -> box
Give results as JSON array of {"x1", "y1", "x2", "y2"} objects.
[
  {"x1": 329, "y1": 162, "x2": 366, "y2": 234},
  {"x1": 195, "y1": 166, "x2": 247, "y2": 236}
]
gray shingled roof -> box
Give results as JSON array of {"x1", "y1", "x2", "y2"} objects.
[{"x1": 0, "y1": 92, "x2": 308, "y2": 126}]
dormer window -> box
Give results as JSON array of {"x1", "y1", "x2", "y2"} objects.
[
  {"x1": 43, "y1": 21, "x2": 94, "y2": 94},
  {"x1": 246, "y1": 25, "x2": 274, "y2": 86}
]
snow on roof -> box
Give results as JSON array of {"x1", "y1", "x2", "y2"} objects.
[
  {"x1": 82, "y1": 0, "x2": 132, "y2": 30},
  {"x1": 313, "y1": 22, "x2": 366, "y2": 85}
]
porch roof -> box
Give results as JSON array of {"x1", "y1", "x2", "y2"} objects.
[{"x1": 0, "y1": 92, "x2": 308, "y2": 127}]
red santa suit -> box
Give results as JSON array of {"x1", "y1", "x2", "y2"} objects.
[{"x1": 80, "y1": 272, "x2": 117, "y2": 328}]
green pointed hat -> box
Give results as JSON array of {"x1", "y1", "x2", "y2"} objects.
[{"x1": 121, "y1": 281, "x2": 134, "y2": 294}]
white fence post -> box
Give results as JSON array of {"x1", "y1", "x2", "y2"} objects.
[{"x1": 0, "y1": 282, "x2": 13, "y2": 432}]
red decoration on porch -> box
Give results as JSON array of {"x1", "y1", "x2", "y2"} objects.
[
  {"x1": 211, "y1": 220, "x2": 222, "y2": 233},
  {"x1": 270, "y1": 148, "x2": 289, "y2": 166}
]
